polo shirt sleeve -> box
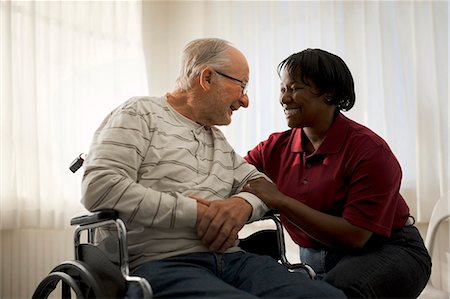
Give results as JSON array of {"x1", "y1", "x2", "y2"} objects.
[
  {"x1": 342, "y1": 144, "x2": 404, "y2": 237},
  {"x1": 245, "y1": 139, "x2": 269, "y2": 172}
]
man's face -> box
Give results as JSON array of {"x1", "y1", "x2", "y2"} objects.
[
  {"x1": 208, "y1": 74, "x2": 249, "y2": 126},
  {"x1": 202, "y1": 48, "x2": 250, "y2": 126}
]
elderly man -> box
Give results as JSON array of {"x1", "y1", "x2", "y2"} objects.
[{"x1": 81, "y1": 38, "x2": 345, "y2": 298}]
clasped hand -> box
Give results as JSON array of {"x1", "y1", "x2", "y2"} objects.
[{"x1": 195, "y1": 196, "x2": 252, "y2": 252}]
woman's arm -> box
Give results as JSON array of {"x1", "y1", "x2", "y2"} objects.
[{"x1": 243, "y1": 178, "x2": 372, "y2": 251}]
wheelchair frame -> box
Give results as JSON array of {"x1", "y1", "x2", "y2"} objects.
[
  {"x1": 32, "y1": 209, "x2": 315, "y2": 299},
  {"x1": 32, "y1": 210, "x2": 152, "y2": 299}
]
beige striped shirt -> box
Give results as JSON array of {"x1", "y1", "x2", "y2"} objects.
[{"x1": 81, "y1": 96, "x2": 268, "y2": 269}]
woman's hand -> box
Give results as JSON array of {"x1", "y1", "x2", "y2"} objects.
[{"x1": 243, "y1": 177, "x2": 283, "y2": 209}]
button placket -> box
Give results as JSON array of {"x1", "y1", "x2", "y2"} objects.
[
  {"x1": 192, "y1": 129, "x2": 202, "y2": 173},
  {"x1": 193, "y1": 127, "x2": 213, "y2": 174},
  {"x1": 302, "y1": 153, "x2": 312, "y2": 185}
]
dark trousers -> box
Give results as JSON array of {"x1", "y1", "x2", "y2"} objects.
[
  {"x1": 301, "y1": 226, "x2": 432, "y2": 298},
  {"x1": 127, "y1": 251, "x2": 346, "y2": 298}
]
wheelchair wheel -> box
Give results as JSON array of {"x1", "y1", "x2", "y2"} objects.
[{"x1": 32, "y1": 260, "x2": 105, "y2": 299}]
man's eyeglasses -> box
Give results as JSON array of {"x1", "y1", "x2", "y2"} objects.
[{"x1": 215, "y1": 70, "x2": 248, "y2": 95}]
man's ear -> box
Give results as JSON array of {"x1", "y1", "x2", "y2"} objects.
[{"x1": 199, "y1": 68, "x2": 214, "y2": 91}]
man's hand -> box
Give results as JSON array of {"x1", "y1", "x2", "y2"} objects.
[
  {"x1": 196, "y1": 196, "x2": 252, "y2": 252},
  {"x1": 242, "y1": 177, "x2": 281, "y2": 209}
]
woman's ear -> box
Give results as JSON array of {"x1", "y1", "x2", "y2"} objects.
[
  {"x1": 199, "y1": 68, "x2": 214, "y2": 91},
  {"x1": 324, "y1": 91, "x2": 334, "y2": 103}
]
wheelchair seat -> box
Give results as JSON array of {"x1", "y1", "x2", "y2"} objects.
[{"x1": 32, "y1": 210, "x2": 315, "y2": 299}]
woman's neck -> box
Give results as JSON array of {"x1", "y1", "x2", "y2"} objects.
[{"x1": 303, "y1": 111, "x2": 338, "y2": 152}]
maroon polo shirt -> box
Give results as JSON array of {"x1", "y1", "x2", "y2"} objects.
[{"x1": 245, "y1": 113, "x2": 410, "y2": 248}]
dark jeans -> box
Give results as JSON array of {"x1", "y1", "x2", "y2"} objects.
[
  {"x1": 127, "y1": 251, "x2": 346, "y2": 298},
  {"x1": 300, "y1": 226, "x2": 432, "y2": 298}
]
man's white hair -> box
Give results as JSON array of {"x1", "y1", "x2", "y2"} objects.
[{"x1": 176, "y1": 38, "x2": 233, "y2": 91}]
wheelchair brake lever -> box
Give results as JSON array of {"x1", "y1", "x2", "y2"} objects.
[{"x1": 70, "y1": 153, "x2": 85, "y2": 173}]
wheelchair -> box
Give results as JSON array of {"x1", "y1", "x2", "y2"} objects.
[
  {"x1": 33, "y1": 154, "x2": 314, "y2": 298},
  {"x1": 32, "y1": 208, "x2": 315, "y2": 299}
]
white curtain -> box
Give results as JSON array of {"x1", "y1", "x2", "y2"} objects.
[
  {"x1": 141, "y1": 0, "x2": 448, "y2": 222},
  {"x1": 1, "y1": 1, "x2": 447, "y2": 230},
  {"x1": 0, "y1": 1, "x2": 148, "y2": 229}
]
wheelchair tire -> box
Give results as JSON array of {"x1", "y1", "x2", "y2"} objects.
[
  {"x1": 32, "y1": 271, "x2": 84, "y2": 299},
  {"x1": 32, "y1": 260, "x2": 106, "y2": 299}
]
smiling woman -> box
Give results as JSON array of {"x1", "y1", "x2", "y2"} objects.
[{"x1": 244, "y1": 48, "x2": 432, "y2": 298}]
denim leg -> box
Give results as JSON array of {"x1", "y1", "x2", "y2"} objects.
[
  {"x1": 127, "y1": 251, "x2": 347, "y2": 299},
  {"x1": 126, "y1": 252, "x2": 258, "y2": 299},
  {"x1": 299, "y1": 247, "x2": 327, "y2": 280},
  {"x1": 221, "y1": 251, "x2": 346, "y2": 299},
  {"x1": 323, "y1": 226, "x2": 431, "y2": 298}
]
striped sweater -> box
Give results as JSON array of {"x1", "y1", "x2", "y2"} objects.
[{"x1": 81, "y1": 96, "x2": 269, "y2": 269}]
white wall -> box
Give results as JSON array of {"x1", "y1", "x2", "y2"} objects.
[{"x1": 0, "y1": 229, "x2": 75, "y2": 299}]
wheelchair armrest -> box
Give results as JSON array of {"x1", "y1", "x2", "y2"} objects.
[
  {"x1": 71, "y1": 209, "x2": 131, "y2": 278},
  {"x1": 255, "y1": 210, "x2": 317, "y2": 279},
  {"x1": 71, "y1": 210, "x2": 118, "y2": 226},
  {"x1": 261, "y1": 210, "x2": 280, "y2": 221}
]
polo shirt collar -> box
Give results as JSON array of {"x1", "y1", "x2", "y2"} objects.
[{"x1": 290, "y1": 113, "x2": 349, "y2": 154}]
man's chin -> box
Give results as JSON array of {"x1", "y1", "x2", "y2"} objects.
[{"x1": 216, "y1": 118, "x2": 232, "y2": 126}]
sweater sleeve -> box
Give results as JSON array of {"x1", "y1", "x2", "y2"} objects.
[
  {"x1": 231, "y1": 151, "x2": 269, "y2": 222},
  {"x1": 81, "y1": 102, "x2": 197, "y2": 229}
]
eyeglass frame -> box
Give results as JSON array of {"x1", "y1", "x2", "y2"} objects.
[{"x1": 215, "y1": 70, "x2": 248, "y2": 95}]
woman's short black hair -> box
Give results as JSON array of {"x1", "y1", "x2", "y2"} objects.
[{"x1": 277, "y1": 48, "x2": 355, "y2": 111}]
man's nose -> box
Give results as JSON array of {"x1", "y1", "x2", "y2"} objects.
[{"x1": 239, "y1": 94, "x2": 249, "y2": 108}]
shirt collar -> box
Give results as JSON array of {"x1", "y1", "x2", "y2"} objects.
[
  {"x1": 164, "y1": 95, "x2": 206, "y2": 131},
  {"x1": 291, "y1": 113, "x2": 349, "y2": 154}
]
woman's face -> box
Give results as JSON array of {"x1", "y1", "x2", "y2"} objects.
[{"x1": 279, "y1": 68, "x2": 334, "y2": 129}]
